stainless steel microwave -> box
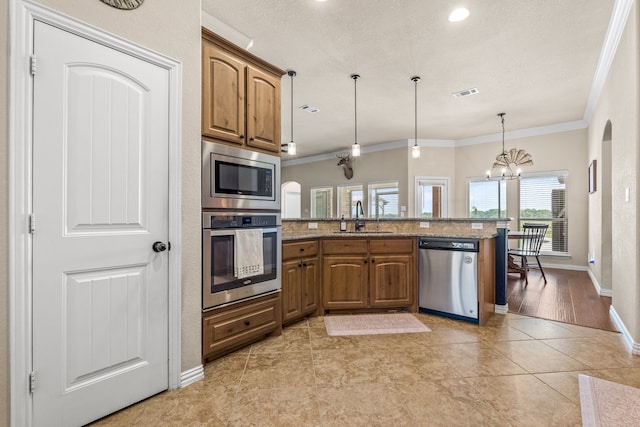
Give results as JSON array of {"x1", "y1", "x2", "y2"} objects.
[{"x1": 202, "y1": 142, "x2": 280, "y2": 210}]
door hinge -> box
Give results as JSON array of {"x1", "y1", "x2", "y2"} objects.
[
  {"x1": 30, "y1": 55, "x2": 37, "y2": 76},
  {"x1": 29, "y1": 371, "x2": 36, "y2": 393},
  {"x1": 29, "y1": 214, "x2": 36, "y2": 234}
]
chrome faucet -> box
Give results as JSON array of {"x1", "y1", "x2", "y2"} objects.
[{"x1": 355, "y1": 201, "x2": 365, "y2": 231}]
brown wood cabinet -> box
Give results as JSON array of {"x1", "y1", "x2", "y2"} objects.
[
  {"x1": 477, "y1": 238, "x2": 496, "y2": 326},
  {"x1": 202, "y1": 29, "x2": 284, "y2": 154},
  {"x1": 321, "y1": 238, "x2": 416, "y2": 311},
  {"x1": 202, "y1": 292, "x2": 282, "y2": 362},
  {"x1": 281, "y1": 240, "x2": 320, "y2": 324}
]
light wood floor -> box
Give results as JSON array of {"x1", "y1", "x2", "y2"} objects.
[{"x1": 507, "y1": 267, "x2": 618, "y2": 332}]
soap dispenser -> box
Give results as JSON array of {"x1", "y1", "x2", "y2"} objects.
[{"x1": 340, "y1": 215, "x2": 347, "y2": 232}]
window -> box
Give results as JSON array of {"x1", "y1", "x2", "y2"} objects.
[
  {"x1": 415, "y1": 178, "x2": 449, "y2": 218},
  {"x1": 310, "y1": 186, "x2": 333, "y2": 218},
  {"x1": 468, "y1": 179, "x2": 506, "y2": 218},
  {"x1": 337, "y1": 184, "x2": 364, "y2": 218},
  {"x1": 519, "y1": 171, "x2": 568, "y2": 255},
  {"x1": 369, "y1": 181, "x2": 399, "y2": 218}
]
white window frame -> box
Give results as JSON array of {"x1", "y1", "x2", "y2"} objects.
[
  {"x1": 467, "y1": 177, "x2": 507, "y2": 218},
  {"x1": 368, "y1": 180, "x2": 400, "y2": 218},
  {"x1": 337, "y1": 183, "x2": 365, "y2": 218},
  {"x1": 310, "y1": 185, "x2": 334, "y2": 218},
  {"x1": 414, "y1": 176, "x2": 449, "y2": 218}
]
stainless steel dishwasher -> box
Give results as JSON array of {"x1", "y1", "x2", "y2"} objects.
[{"x1": 418, "y1": 237, "x2": 479, "y2": 322}]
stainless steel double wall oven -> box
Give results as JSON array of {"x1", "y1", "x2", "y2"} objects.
[{"x1": 202, "y1": 142, "x2": 282, "y2": 310}]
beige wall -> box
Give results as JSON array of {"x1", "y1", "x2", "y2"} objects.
[
  {"x1": 283, "y1": 148, "x2": 409, "y2": 218},
  {"x1": 407, "y1": 146, "x2": 457, "y2": 216},
  {"x1": 588, "y1": 2, "x2": 639, "y2": 340},
  {"x1": 455, "y1": 129, "x2": 589, "y2": 268},
  {"x1": 2, "y1": 1, "x2": 202, "y2": 422},
  {"x1": 1, "y1": 1, "x2": 9, "y2": 423},
  {"x1": 284, "y1": 130, "x2": 589, "y2": 269}
]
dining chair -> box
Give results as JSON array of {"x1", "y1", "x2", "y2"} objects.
[{"x1": 508, "y1": 223, "x2": 548, "y2": 284}]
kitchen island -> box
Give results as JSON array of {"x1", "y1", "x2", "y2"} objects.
[{"x1": 282, "y1": 218, "x2": 510, "y2": 326}]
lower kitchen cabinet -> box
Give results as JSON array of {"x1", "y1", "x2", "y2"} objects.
[
  {"x1": 281, "y1": 240, "x2": 320, "y2": 324},
  {"x1": 322, "y1": 238, "x2": 416, "y2": 311},
  {"x1": 202, "y1": 292, "x2": 282, "y2": 362},
  {"x1": 322, "y1": 255, "x2": 369, "y2": 309},
  {"x1": 369, "y1": 254, "x2": 413, "y2": 307}
]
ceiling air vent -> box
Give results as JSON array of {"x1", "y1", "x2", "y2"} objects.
[
  {"x1": 300, "y1": 104, "x2": 320, "y2": 113},
  {"x1": 452, "y1": 88, "x2": 479, "y2": 98}
]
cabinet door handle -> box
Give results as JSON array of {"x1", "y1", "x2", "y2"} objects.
[
  {"x1": 249, "y1": 137, "x2": 255, "y2": 141},
  {"x1": 363, "y1": 260, "x2": 368, "y2": 264},
  {"x1": 303, "y1": 263, "x2": 307, "y2": 267},
  {"x1": 298, "y1": 263, "x2": 302, "y2": 267},
  {"x1": 239, "y1": 134, "x2": 245, "y2": 139},
  {"x1": 371, "y1": 259, "x2": 376, "y2": 263},
  {"x1": 244, "y1": 321, "x2": 251, "y2": 326}
]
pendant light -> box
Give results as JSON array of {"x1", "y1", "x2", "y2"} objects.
[
  {"x1": 351, "y1": 74, "x2": 361, "y2": 157},
  {"x1": 281, "y1": 70, "x2": 297, "y2": 155},
  {"x1": 486, "y1": 112, "x2": 533, "y2": 180},
  {"x1": 411, "y1": 76, "x2": 421, "y2": 159}
]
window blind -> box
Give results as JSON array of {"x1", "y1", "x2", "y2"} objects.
[
  {"x1": 519, "y1": 171, "x2": 568, "y2": 255},
  {"x1": 369, "y1": 181, "x2": 399, "y2": 218}
]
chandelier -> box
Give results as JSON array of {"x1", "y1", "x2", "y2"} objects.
[{"x1": 486, "y1": 113, "x2": 533, "y2": 180}]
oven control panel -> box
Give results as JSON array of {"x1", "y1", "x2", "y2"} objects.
[{"x1": 203, "y1": 213, "x2": 280, "y2": 229}]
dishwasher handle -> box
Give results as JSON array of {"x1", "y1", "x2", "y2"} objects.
[{"x1": 418, "y1": 238, "x2": 479, "y2": 252}]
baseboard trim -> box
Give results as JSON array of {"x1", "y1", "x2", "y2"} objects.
[
  {"x1": 586, "y1": 269, "x2": 613, "y2": 297},
  {"x1": 180, "y1": 364, "x2": 205, "y2": 388},
  {"x1": 494, "y1": 304, "x2": 509, "y2": 314},
  {"x1": 609, "y1": 306, "x2": 639, "y2": 355},
  {"x1": 541, "y1": 263, "x2": 588, "y2": 271}
]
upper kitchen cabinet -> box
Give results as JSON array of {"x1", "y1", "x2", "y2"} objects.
[{"x1": 202, "y1": 29, "x2": 285, "y2": 155}]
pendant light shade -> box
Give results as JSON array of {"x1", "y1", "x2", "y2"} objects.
[
  {"x1": 411, "y1": 76, "x2": 421, "y2": 159},
  {"x1": 486, "y1": 112, "x2": 533, "y2": 180},
  {"x1": 282, "y1": 70, "x2": 297, "y2": 155},
  {"x1": 351, "y1": 74, "x2": 361, "y2": 157}
]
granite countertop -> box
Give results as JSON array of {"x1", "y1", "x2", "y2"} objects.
[{"x1": 282, "y1": 231, "x2": 498, "y2": 241}]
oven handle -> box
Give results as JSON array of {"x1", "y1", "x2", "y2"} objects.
[{"x1": 205, "y1": 227, "x2": 279, "y2": 237}]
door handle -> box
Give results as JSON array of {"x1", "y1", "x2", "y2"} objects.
[{"x1": 152, "y1": 241, "x2": 168, "y2": 252}]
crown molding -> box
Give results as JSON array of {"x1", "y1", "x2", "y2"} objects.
[
  {"x1": 282, "y1": 120, "x2": 590, "y2": 166},
  {"x1": 583, "y1": 0, "x2": 634, "y2": 123},
  {"x1": 455, "y1": 120, "x2": 588, "y2": 147}
]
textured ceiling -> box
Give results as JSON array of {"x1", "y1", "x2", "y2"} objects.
[{"x1": 201, "y1": 0, "x2": 615, "y2": 158}]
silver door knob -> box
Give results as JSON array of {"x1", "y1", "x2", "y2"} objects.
[{"x1": 152, "y1": 241, "x2": 167, "y2": 252}]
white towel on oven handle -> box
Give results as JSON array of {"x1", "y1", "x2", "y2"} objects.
[{"x1": 234, "y1": 229, "x2": 264, "y2": 279}]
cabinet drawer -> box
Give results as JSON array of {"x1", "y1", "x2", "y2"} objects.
[
  {"x1": 202, "y1": 293, "x2": 281, "y2": 359},
  {"x1": 369, "y1": 238, "x2": 414, "y2": 254},
  {"x1": 322, "y1": 239, "x2": 368, "y2": 255},
  {"x1": 283, "y1": 240, "x2": 318, "y2": 260}
]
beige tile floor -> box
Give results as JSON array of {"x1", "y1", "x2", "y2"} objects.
[{"x1": 90, "y1": 313, "x2": 640, "y2": 427}]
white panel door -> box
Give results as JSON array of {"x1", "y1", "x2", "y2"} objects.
[{"x1": 32, "y1": 21, "x2": 170, "y2": 426}]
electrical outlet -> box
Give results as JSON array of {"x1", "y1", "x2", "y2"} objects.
[
  {"x1": 419, "y1": 222, "x2": 430, "y2": 228},
  {"x1": 471, "y1": 223, "x2": 483, "y2": 230},
  {"x1": 307, "y1": 222, "x2": 318, "y2": 229}
]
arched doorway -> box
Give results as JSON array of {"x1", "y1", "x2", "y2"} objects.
[{"x1": 282, "y1": 181, "x2": 301, "y2": 218}]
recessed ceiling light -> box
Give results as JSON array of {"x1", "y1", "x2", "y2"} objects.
[
  {"x1": 314, "y1": 0, "x2": 328, "y2": 2},
  {"x1": 448, "y1": 7, "x2": 470, "y2": 22}
]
